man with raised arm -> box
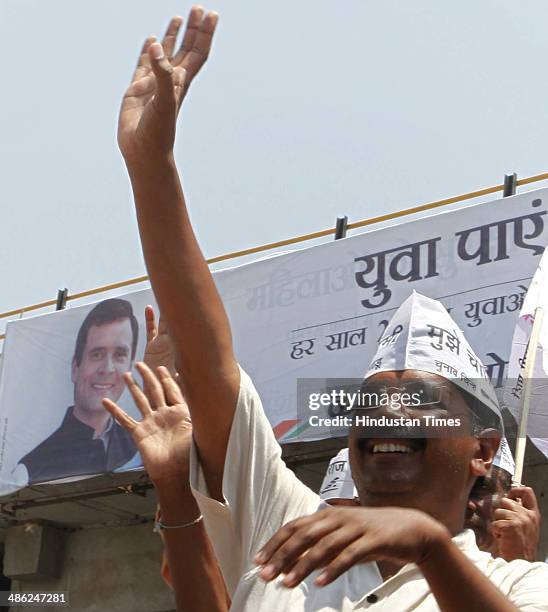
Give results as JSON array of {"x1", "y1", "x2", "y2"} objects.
[
  {"x1": 114, "y1": 7, "x2": 548, "y2": 610},
  {"x1": 117, "y1": 6, "x2": 239, "y2": 504}
]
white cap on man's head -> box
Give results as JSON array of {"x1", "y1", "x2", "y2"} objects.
[
  {"x1": 319, "y1": 448, "x2": 358, "y2": 501},
  {"x1": 362, "y1": 291, "x2": 502, "y2": 424}
]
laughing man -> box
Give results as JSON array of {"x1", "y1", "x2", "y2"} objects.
[{"x1": 110, "y1": 7, "x2": 548, "y2": 610}]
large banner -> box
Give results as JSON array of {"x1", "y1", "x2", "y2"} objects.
[{"x1": 0, "y1": 188, "x2": 547, "y2": 492}]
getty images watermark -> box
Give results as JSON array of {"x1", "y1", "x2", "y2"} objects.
[{"x1": 296, "y1": 379, "x2": 484, "y2": 439}]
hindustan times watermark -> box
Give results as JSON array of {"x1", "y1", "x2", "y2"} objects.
[
  {"x1": 296, "y1": 378, "x2": 495, "y2": 440},
  {"x1": 308, "y1": 413, "x2": 462, "y2": 428}
]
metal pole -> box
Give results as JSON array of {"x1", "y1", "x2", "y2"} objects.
[
  {"x1": 335, "y1": 216, "x2": 348, "y2": 240},
  {"x1": 56, "y1": 288, "x2": 68, "y2": 311},
  {"x1": 503, "y1": 173, "x2": 517, "y2": 197}
]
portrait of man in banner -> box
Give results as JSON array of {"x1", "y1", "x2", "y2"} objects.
[{"x1": 17, "y1": 298, "x2": 139, "y2": 484}]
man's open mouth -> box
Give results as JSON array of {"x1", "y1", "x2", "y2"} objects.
[{"x1": 364, "y1": 438, "x2": 427, "y2": 454}]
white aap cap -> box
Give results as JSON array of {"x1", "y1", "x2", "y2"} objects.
[
  {"x1": 363, "y1": 291, "x2": 502, "y2": 423},
  {"x1": 493, "y1": 437, "x2": 515, "y2": 475},
  {"x1": 319, "y1": 448, "x2": 358, "y2": 501}
]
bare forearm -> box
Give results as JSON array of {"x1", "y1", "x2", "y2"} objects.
[
  {"x1": 126, "y1": 155, "x2": 239, "y2": 496},
  {"x1": 419, "y1": 538, "x2": 517, "y2": 612},
  {"x1": 127, "y1": 155, "x2": 234, "y2": 381},
  {"x1": 157, "y1": 480, "x2": 230, "y2": 612}
]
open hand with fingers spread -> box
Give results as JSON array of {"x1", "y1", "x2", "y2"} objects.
[
  {"x1": 102, "y1": 362, "x2": 192, "y2": 489},
  {"x1": 118, "y1": 6, "x2": 219, "y2": 164}
]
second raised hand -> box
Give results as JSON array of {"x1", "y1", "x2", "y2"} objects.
[
  {"x1": 102, "y1": 362, "x2": 193, "y2": 486},
  {"x1": 118, "y1": 6, "x2": 219, "y2": 163}
]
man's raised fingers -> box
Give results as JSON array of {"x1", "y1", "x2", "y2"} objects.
[
  {"x1": 175, "y1": 11, "x2": 219, "y2": 80},
  {"x1": 132, "y1": 36, "x2": 156, "y2": 81},
  {"x1": 157, "y1": 366, "x2": 185, "y2": 405},
  {"x1": 172, "y1": 5, "x2": 204, "y2": 65},
  {"x1": 136, "y1": 362, "x2": 165, "y2": 408},
  {"x1": 161, "y1": 16, "x2": 184, "y2": 58},
  {"x1": 123, "y1": 372, "x2": 153, "y2": 418},
  {"x1": 148, "y1": 42, "x2": 185, "y2": 113},
  {"x1": 145, "y1": 305, "x2": 158, "y2": 342},
  {"x1": 102, "y1": 397, "x2": 139, "y2": 431}
]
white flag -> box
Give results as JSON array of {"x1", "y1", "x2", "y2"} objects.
[{"x1": 503, "y1": 249, "x2": 548, "y2": 458}]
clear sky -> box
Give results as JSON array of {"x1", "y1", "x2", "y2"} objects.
[{"x1": 2, "y1": 0, "x2": 548, "y2": 332}]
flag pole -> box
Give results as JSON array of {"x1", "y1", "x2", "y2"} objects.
[{"x1": 513, "y1": 306, "x2": 544, "y2": 485}]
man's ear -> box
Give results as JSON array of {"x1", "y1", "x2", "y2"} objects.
[
  {"x1": 71, "y1": 359, "x2": 78, "y2": 385},
  {"x1": 470, "y1": 429, "x2": 501, "y2": 477}
]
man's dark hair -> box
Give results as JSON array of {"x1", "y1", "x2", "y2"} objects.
[
  {"x1": 469, "y1": 466, "x2": 512, "y2": 501},
  {"x1": 73, "y1": 298, "x2": 139, "y2": 365},
  {"x1": 492, "y1": 465, "x2": 513, "y2": 494}
]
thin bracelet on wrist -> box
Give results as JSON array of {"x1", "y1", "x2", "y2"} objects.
[{"x1": 154, "y1": 513, "x2": 203, "y2": 533}]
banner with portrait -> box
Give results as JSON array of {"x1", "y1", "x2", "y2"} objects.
[
  {"x1": 0, "y1": 294, "x2": 153, "y2": 494},
  {"x1": 0, "y1": 188, "x2": 547, "y2": 492}
]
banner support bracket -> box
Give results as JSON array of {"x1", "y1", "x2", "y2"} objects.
[
  {"x1": 335, "y1": 216, "x2": 348, "y2": 240},
  {"x1": 56, "y1": 288, "x2": 68, "y2": 311},
  {"x1": 503, "y1": 173, "x2": 517, "y2": 197}
]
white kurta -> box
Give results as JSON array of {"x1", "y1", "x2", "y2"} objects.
[{"x1": 190, "y1": 368, "x2": 548, "y2": 611}]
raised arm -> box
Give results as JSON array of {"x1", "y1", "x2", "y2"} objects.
[
  {"x1": 103, "y1": 358, "x2": 229, "y2": 612},
  {"x1": 118, "y1": 8, "x2": 239, "y2": 499}
]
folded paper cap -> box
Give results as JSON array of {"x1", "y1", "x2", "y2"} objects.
[
  {"x1": 493, "y1": 437, "x2": 515, "y2": 475},
  {"x1": 319, "y1": 448, "x2": 358, "y2": 501},
  {"x1": 363, "y1": 292, "x2": 502, "y2": 426}
]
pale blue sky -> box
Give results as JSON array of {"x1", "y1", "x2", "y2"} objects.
[{"x1": 2, "y1": 0, "x2": 548, "y2": 333}]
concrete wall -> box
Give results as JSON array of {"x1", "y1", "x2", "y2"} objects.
[{"x1": 11, "y1": 522, "x2": 174, "y2": 612}]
